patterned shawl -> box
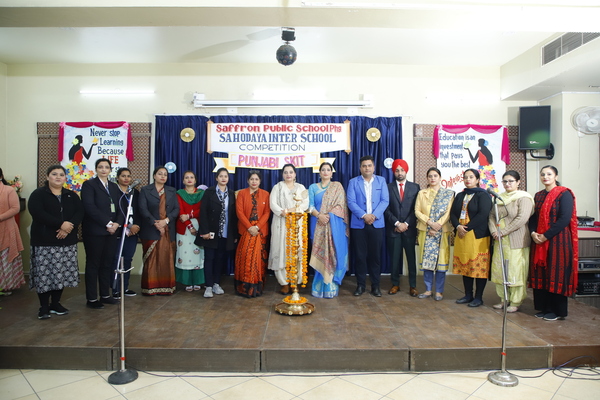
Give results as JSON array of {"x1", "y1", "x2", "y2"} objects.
[
  {"x1": 311, "y1": 181, "x2": 348, "y2": 279},
  {"x1": 421, "y1": 188, "x2": 454, "y2": 271}
]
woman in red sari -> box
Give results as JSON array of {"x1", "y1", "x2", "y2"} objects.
[
  {"x1": 235, "y1": 170, "x2": 270, "y2": 297},
  {"x1": 138, "y1": 166, "x2": 179, "y2": 295},
  {"x1": 529, "y1": 165, "x2": 577, "y2": 321}
]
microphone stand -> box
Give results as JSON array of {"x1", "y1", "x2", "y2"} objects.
[
  {"x1": 109, "y1": 187, "x2": 138, "y2": 385},
  {"x1": 487, "y1": 194, "x2": 518, "y2": 387}
]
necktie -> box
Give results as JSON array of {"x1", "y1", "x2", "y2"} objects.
[{"x1": 399, "y1": 183, "x2": 404, "y2": 201}]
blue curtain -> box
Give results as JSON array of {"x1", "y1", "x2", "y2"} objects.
[{"x1": 155, "y1": 115, "x2": 403, "y2": 275}]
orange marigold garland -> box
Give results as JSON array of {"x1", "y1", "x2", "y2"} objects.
[{"x1": 284, "y1": 212, "x2": 309, "y2": 289}]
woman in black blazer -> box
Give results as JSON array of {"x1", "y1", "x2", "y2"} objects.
[
  {"x1": 29, "y1": 165, "x2": 84, "y2": 319},
  {"x1": 138, "y1": 166, "x2": 179, "y2": 295},
  {"x1": 451, "y1": 168, "x2": 492, "y2": 307},
  {"x1": 195, "y1": 168, "x2": 238, "y2": 298},
  {"x1": 81, "y1": 158, "x2": 124, "y2": 309},
  {"x1": 111, "y1": 167, "x2": 141, "y2": 298}
]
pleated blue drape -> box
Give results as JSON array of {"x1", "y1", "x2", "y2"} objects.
[{"x1": 155, "y1": 115, "x2": 403, "y2": 275}]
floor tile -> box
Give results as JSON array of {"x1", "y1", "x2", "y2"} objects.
[
  {"x1": 259, "y1": 373, "x2": 335, "y2": 396},
  {"x1": 12, "y1": 396, "x2": 40, "y2": 400},
  {"x1": 338, "y1": 372, "x2": 414, "y2": 396},
  {"x1": 98, "y1": 371, "x2": 176, "y2": 394},
  {"x1": 209, "y1": 376, "x2": 296, "y2": 400},
  {"x1": 298, "y1": 377, "x2": 381, "y2": 400},
  {"x1": 550, "y1": 395, "x2": 578, "y2": 400},
  {"x1": 418, "y1": 371, "x2": 489, "y2": 395},
  {"x1": 181, "y1": 372, "x2": 254, "y2": 396},
  {"x1": 386, "y1": 375, "x2": 469, "y2": 400},
  {"x1": 554, "y1": 376, "x2": 600, "y2": 400},
  {"x1": 23, "y1": 369, "x2": 98, "y2": 392},
  {"x1": 0, "y1": 373, "x2": 35, "y2": 400},
  {"x1": 36, "y1": 375, "x2": 121, "y2": 400},
  {"x1": 123, "y1": 378, "x2": 207, "y2": 400},
  {"x1": 0, "y1": 369, "x2": 22, "y2": 380},
  {"x1": 510, "y1": 369, "x2": 566, "y2": 394},
  {"x1": 471, "y1": 380, "x2": 554, "y2": 400}
]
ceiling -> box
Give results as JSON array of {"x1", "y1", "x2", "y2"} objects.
[{"x1": 1, "y1": 1, "x2": 599, "y2": 101}]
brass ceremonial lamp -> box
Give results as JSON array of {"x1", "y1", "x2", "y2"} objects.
[{"x1": 275, "y1": 189, "x2": 315, "y2": 316}]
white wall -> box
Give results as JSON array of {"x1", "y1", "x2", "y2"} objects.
[{"x1": 0, "y1": 63, "x2": 6, "y2": 170}]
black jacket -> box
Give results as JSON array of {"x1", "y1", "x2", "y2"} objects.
[
  {"x1": 29, "y1": 183, "x2": 84, "y2": 246},
  {"x1": 138, "y1": 184, "x2": 179, "y2": 241},
  {"x1": 114, "y1": 187, "x2": 141, "y2": 237},
  {"x1": 451, "y1": 190, "x2": 492, "y2": 239},
  {"x1": 81, "y1": 177, "x2": 124, "y2": 236},
  {"x1": 195, "y1": 186, "x2": 238, "y2": 250},
  {"x1": 384, "y1": 180, "x2": 420, "y2": 237}
]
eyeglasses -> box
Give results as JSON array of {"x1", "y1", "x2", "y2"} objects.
[{"x1": 501, "y1": 180, "x2": 517, "y2": 184}]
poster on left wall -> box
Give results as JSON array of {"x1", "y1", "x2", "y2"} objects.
[{"x1": 58, "y1": 121, "x2": 133, "y2": 192}]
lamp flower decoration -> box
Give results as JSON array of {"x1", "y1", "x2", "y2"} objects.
[{"x1": 6, "y1": 175, "x2": 23, "y2": 197}]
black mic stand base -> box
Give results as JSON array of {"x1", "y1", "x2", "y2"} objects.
[
  {"x1": 488, "y1": 370, "x2": 518, "y2": 387},
  {"x1": 108, "y1": 369, "x2": 138, "y2": 385}
]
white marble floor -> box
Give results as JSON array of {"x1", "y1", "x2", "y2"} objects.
[{"x1": 1, "y1": 368, "x2": 599, "y2": 400}]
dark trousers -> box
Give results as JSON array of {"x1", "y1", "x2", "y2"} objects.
[
  {"x1": 463, "y1": 276, "x2": 487, "y2": 301},
  {"x1": 533, "y1": 288, "x2": 569, "y2": 317},
  {"x1": 84, "y1": 234, "x2": 118, "y2": 301},
  {"x1": 204, "y1": 238, "x2": 228, "y2": 287},
  {"x1": 37, "y1": 290, "x2": 63, "y2": 308},
  {"x1": 111, "y1": 234, "x2": 138, "y2": 292},
  {"x1": 352, "y1": 225, "x2": 384, "y2": 288},
  {"x1": 387, "y1": 232, "x2": 417, "y2": 287}
]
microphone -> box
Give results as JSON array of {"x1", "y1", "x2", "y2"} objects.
[
  {"x1": 129, "y1": 179, "x2": 141, "y2": 191},
  {"x1": 487, "y1": 187, "x2": 503, "y2": 201}
]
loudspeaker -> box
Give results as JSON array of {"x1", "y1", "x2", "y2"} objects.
[{"x1": 518, "y1": 105, "x2": 551, "y2": 150}]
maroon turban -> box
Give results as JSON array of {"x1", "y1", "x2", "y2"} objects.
[{"x1": 392, "y1": 159, "x2": 409, "y2": 173}]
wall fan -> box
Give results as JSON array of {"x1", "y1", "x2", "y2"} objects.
[{"x1": 571, "y1": 106, "x2": 600, "y2": 135}]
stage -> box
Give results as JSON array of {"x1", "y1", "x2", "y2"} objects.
[{"x1": 1, "y1": 274, "x2": 599, "y2": 373}]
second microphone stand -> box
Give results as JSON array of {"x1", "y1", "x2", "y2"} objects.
[
  {"x1": 108, "y1": 187, "x2": 138, "y2": 385},
  {"x1": 487, "y1": 194, "x2": 518, "y2": 387}
]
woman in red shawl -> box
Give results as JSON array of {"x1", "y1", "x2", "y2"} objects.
[{"x1": 529, "y1": 165, "x2": 578, "y2": 321}]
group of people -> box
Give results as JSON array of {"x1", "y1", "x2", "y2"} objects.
[
  {"x1": 385, "y1": 162, "x2": 577, "y2": 322},
  {"x1": 0, "y1": 157, "x2": 578, "y2": 322}
]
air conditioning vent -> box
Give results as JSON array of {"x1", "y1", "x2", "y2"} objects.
[{"x1": 542, "y1": 32, "x2": 599, "y2": 66}]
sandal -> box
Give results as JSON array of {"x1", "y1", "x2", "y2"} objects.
[
  {"x1": 185, "y1": 286, "x2": 194, "y2": 292},
  {"x1": 193, "y1": 285, "x2": 202, "y2": 291}
]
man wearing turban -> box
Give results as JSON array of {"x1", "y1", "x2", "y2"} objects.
[{"x1": 384, "y1": 159, "x2": 420, "y2": 296}]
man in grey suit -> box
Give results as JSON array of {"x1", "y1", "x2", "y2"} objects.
[{"x1": 384, "y1": 159, "x2": 420, "y2": 296}]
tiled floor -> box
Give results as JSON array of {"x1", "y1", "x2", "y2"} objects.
[{"x1": 1, "y1": 368, "x2": 599, "y2": 400}]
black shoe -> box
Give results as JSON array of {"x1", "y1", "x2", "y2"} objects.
[
  {"x1": 354, "y1": 286, "x2": 366, "y2": 296},
  {"x1": 112, "y1": 292, "x2": 122, "y2": 300},
  {"x1": 468, "y1": 298, "x2": 483, "y2": 307},
  {"x1": 100, "y1": 296, "x2": 119, "y2": 305},
  {"x1": 370, "y1": 287, "x2": 382, "y2": 297},
  {"x1": 86, "y1": 300, "x2": 104, "y2": 309},
  {"x1": 50, "y1": 303, "x2": 69, "y2": 315},
  {"x1": 124, "y1": 289, "x2": 137, "y2": 296},
  {"x1": 456, "y1": 295, "x2": 474, "y2": 304},
  {"x1": 38, "y1": 307, "x2": 51, "y2": 320},
  {"x1": 534, "y1": 312, "x2": 546, "y2": 318},
  {"x1": 542, "y1": 313, "x2": 565, "y2": 321}
]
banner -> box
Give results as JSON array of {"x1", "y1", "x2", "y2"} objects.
[
  {"x1": 433, "y1": 125, "x2": 509, "y2": 192},
  {"x1": 58, "y1": 121, "x2": 133, "y2": 191},
  {"x1": 207, "y1": 121, "x2": 351, "y2": 171}
]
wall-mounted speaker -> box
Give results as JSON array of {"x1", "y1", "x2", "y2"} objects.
[{"x1": 518, "y1": 105, "x2": 551, "y2": 150}]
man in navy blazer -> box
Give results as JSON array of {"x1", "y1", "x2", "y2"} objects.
[
  {"x1": 384, "y1": 159, "x2": 420, "y2": 297},
  {"x1": 347, "y1": 155, "x2": 390, "y2": 297}
]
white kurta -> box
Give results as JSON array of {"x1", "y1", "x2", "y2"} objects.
[{"x1": 268, "y1": 181, "x2": 309, "y2": 285}]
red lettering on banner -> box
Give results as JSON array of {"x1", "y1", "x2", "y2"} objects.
[
  {"x1": 237, "y1": 154, "x2": 280, "y2": 169},
  {"x1": 284, "y1": 155, "x2": 306, "y2": 167}
]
